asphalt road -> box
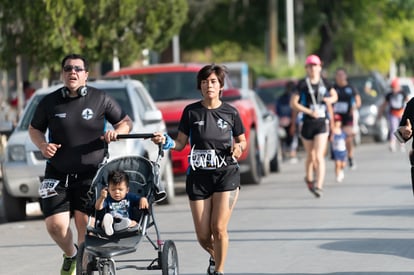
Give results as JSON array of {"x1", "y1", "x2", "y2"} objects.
[{"x1": 1, "y1": 141, "x2": 414, "y2": 275}]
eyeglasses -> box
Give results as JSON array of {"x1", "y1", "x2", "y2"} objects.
[{"x1": 63, "y1": 65, "x2": 85, "y2": 72}]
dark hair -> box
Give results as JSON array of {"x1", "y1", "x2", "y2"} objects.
[
  {"x1": 61, "y1": 54, "x2": 89, "y2": 72},
  {"x1": 335, "y1": 67, "x2": 347, "y2": 74},
  {"x1": 285, "y1": 80, "x2": 296, "y2": 93},
  {"x1": 108, "y1": 170, "x2": 129, "y2": 187},
  {"x1": 197, "y1": 64, "x2": 227, "y2": 90}
]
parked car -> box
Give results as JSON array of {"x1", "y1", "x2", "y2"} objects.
[
  {"x1": 222, "y1": 88, "x2": 280, "y2": 175},
  {"x1": 106, "y1": 63, "x2": 279, "y2": 185},
  {"x1": 348, "y1": 72, "x2": 388, "y2": 142},
  {"x1": 255, "y1": 78, "x2": 297, "y2": 114},
  {"x1": 1, "y1": 79, "x2": 175, "y2": 222},
  {"x1": 396, "y1": 77, "x2": 414, "y2": 99}
]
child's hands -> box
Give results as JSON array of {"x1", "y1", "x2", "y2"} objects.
[
  {"x1": 100, "y1": 188, "x2": 108, "y2": 198},
  {"x1": 139, "y1": 197, "x2": 149, "y2": 209}
]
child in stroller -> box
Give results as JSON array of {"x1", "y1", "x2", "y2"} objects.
[
  {"x1": 76, "y1": 134, "x2": 178, "y2": 275},
  {"x1": 95, "y1": 170, "x2": 149, "y2": 236}
]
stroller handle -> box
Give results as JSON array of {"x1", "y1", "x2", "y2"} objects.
[
  {"x1": 117, "y1": 133, "x2": 155, "y2": 139},
  {"x1": 116, "y1": 133, "x2": 164, "y2": 158}
]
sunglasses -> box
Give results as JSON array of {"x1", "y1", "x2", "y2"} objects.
[{"x1": 63, "y1": 65, "x2": 85, "y2": 72}]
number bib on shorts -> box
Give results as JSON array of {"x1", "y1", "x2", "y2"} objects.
[{"x1": 38, "y1": 178, "x2": 60, "y2": 199}]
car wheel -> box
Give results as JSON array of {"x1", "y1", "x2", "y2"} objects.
[
  {"x1": 2, "y1": 185, "x2": 26, "y2": 222},
  {"x1": 241, "y1": 129, "x2": 262, "y2": 185},
  {"x1": 158, "y1": 156, "x2": 175, "y2": 205},
  {"x1": 270, "y1": 149, "x2": 280, "y2": 173},
  {"x1": 374, "y1": 117, "x2": 388, "y2": 143},
  {"x1": 261, "y1": 141, "x2": 271, "y2": 177}
]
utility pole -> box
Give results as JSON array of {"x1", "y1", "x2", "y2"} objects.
[
  {"x1": 268, "y1": 0, "x2": 278, "y2": 67},
  {"x1": 286, "y1": 0, "x2": 295, "y2": 66},
  {"x1": 172, "y1": 35, "x2": 180, "y2": 64}
]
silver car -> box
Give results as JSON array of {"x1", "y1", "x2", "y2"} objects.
[{"x1": 1, "y1": 79, "x2": 175, "y2": 222}]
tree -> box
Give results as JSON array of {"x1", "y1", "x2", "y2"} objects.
[
  {"x1": 0, "y1": 0, "x2": 188, "y2": 75},
  {"x1": 180, "y1": 0, "x2": 414, "y2": 76}
]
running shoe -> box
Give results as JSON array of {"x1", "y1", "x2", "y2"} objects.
[
  {"x1": 102, "y1": 213, "x2": 114, "y2": 236},
  {"x1": 61, "y1": 253, "x2": 76, "y2": 275},
  {"x1": 304, "y1": 178, "x2": 318, "y2": 197},
  {"x1": 114, "y1": 217, "x2": 132, "y2": 232},
  {"x1": 207, "y1": 256, "x2": 215, "y2": 275},
  {"x1": 313, "y1": 187, "x2": 323, "y2": 198},
  {"x1": 213, "y1": 272, "x2": 224, "y2": 275},
  {"x1": 336, "y1": 170, "x2": 345, "y2": 183},
  {"x1": 348, "y1": 158, "x2": 356, "y2": 170}
]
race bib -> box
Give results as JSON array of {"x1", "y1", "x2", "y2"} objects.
[
  {"x1": 190, "y1": 149, "x2": 217, "y2": 170},
  {"x1": 38, "y1": 179, "x2": 60, "y2": 199},
  {"x1": 333, "y1": 138, "x2": 346, "y2": 151},
  {"x1": 334, "y1": 102, "x2": 349, "y2": 114},
  {"x1": 310, "y1": 104, "x2": 326, "y2": 118}
]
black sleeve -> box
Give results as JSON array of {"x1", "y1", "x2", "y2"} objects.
[
  {"x1": 178, "y1": 105, "x2": 191, "y2": 136},
  {"x1": 104, "y1": 92, "x2": 127, "y2": 125},
  {"x1": 30, "y1": 95, "x2": 50, "y2": 132},
  {"x1": 232, "y1": 108, "x2": 245, "y2": 136},
  {"x1": 400, "y1": 98, "x2": 414, "y2": 127}
]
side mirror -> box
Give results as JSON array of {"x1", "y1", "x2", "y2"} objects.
[{"x1": 143, "y1": 110, "x2": 163, "y2": 124}]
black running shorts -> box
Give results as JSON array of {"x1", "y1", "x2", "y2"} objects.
[
  {"x1": 300, "y1": 118, "x2": 328, "y2": 140},
  {"x1": 40, "y1": 164, "x2": 97, "y2": 218},
  {"x1": 186, "y1": 166, "x2": 240, "y2": 201}
]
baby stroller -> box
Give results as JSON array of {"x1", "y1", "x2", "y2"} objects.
[{"x1": 76, "y1": 134, "x2": 179, "y2": 275}]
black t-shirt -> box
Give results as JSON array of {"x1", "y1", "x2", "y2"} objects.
[
  {"x1": 385, "y1": 91, "x2": 407, "y2": 111},
  {"x1": 31, "y1": 86, "x2": 126, "y2": 173},
  {"x1": 333, "y1": 84, "x2": 359, "y2": 115},
  {"x1": 295, "y1": 77, "x2": 334, "y2": 121},
  {"x1": 400, "y1": 97, "x2": 414, "y2": 148},
  {"x1": 178, "y1": 101, "x2": 244, "y2": 171}
]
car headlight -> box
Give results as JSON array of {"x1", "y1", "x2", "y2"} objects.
[
  {"x1": 368, "y1": 105, "x2": 378, "y2": 116},
  {"x1": 359, "y1": 104, "x2": 378, "y2": 118},
  {"x1": 7, "y1": 145, "x2": 26, "y2": 162}
]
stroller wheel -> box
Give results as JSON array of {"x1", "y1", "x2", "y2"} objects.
[
  {"x1": 76, "y1": 242, "x2": 96, "y2": 275},
  {"x1": 161, "y1": 240, "x2": 179, "y2": 275}
]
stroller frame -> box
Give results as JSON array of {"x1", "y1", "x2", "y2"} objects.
[{"x1": 76, "y1": 134, "x2": 178, "y2": 275}]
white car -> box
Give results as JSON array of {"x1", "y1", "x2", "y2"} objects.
[
  {"x1": 223, "y1": 88, "x2": 280, "y2": 176},
  {"x1": 397, "y1": 77, "x2": 414, "y2": 100},
  {"x1": 1, "y1": 79, "x2": 175, "y2": 222},
  {"x1": 249, "y1": 91, "x2": 280, "y2": 175}
]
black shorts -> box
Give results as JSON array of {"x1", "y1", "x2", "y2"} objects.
[
  {"x1": 337, "y1": 113, "x2": 354, "y2": 126},
  {"x1": 40, "y1": 164, "x2": 97, "y2": 218},
  {"x1": 301, "y1": 118, "x2": 328, "y2": 140},
  {"x1": 186, "y1": 165, "x2": 240, "y2": 201}
]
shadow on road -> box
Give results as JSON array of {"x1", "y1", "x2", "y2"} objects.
[
  {"x1": 320, "y1": 238, "x2": 414, "y2": 260},
  {"x1": 181, "y1": 273, "x2": 414, "y2": 275},
  {"x1": 354, "y1": 208, "x2": 414, "y2": 217}
]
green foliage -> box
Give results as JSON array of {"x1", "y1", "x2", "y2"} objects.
[
  {"x1": 0, "y1": 0, "x2": 188, "y2": 76},
  {"x1": 182, "y1": 0, "x2": 414, "y2": 78}
]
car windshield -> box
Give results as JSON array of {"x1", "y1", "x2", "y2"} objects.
[
  {"x1": 347, "y1": 76, "x2": 384, "y2": 105},
  {"x1": 129, "y1": 72, "x2": 200, "y2": 101},
  {"x1": 18, "y1": 87, "x2": 133, "y2": 131},
  {"x1": 256, "y1": 85, "x2": 286, "y2": 104}
]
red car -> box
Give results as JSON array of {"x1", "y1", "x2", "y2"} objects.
[{"x1": 106, "y1": 63, "x2": 263, "y2": 184}]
